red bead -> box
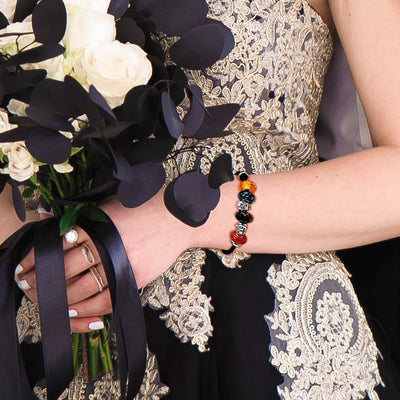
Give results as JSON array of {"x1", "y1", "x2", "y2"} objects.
[{"x1": 230, "y1": 230, "x2": 247, "y2": 246}]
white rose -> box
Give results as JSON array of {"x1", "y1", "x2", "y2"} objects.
[
  {"x1": 26, "y1": 54, "x2": 65, "y2": 80},
  {"x1": 7, "y1": 99, "x2": 28, "y2": 117},
  {"x1": 0, "y1": 21, "x2": 34, "y2": 55},
  {"x1": 0, "y1": 0, "x2": 17, "y2": 22},
  {"x1": 80, "y1": 41, "x2": 152, "y2": 108},
  {"x1": 54, "y1": 161, "x2": 73, "y2": 173},
  {"x1": 0, "y1": 108, "x2": 17, "y2": 132},
  {"x1": 0, "y1": 141, "x2": 38, "y2": 182},
  {"x1": 63, "y1": 7, "x2": 115, "y2": 52},
  {"x1": 63, "y1": 0, "x2": 111, "y2": 14}
]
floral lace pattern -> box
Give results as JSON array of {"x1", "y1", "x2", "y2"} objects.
[
  {"x1": 32, "y1": 349, "x2": 168, "y2": 400},
  {"x1": 141, "y1": 248, "x2": 214, "y2": 352},
  {"x1": 17, "y1": 296, "x2": 41, "y2": 344},
  {"x1": 266, "y1": 253, "x2": 383, "y2": 399}
]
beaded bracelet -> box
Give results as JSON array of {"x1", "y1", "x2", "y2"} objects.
[{"x1": 222, "y1": 172, "x2": 256, "y2": 255}]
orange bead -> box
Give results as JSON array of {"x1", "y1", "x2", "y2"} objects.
[{"x1": 239, "y1": 180, "x2": 256, "y2": 193}]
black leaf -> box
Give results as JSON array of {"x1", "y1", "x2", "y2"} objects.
[
  {"x1": 13, "y1": 0, "x2": 36, "y2": 22},
  {"x1": 73, "y1": 121, "x2": 133, "y2": 145},
  {"x1": 169, "y1": 24, "x2": 225, "y2": 69},
  {"x1": 0, "y1": 174, "x2": 7, "y2": 194},
  {"x1": 0, "y1": 127, "x2": 30, "y2": 143},
  {"x1": 161, "y1": 91, "x2": 184, "y2": 139},
  {"x1": 108, "y1": 0, "x2": 130, "y2": 19},
  {"x1": 113, "y1": 154, "x2": 133, "y2": 181},
  {"x1": 29, "y1": 79, "x2": 81, "y2": 118},
  {"x1": 182, "y1": 84, "x2": 204, "y2": 137},
  {"x1": 0, "y1": 69, "x2": 46, "y2": 95},
  {"x1": 208, "y1": 153, "x2": 233, "y2": 189},
  {"x1": 167, "y1": 65, "x2": 188, "y2": 105},
  {"x1": 32, "y1": 0, "x2": 66, "y2": 44},
  {"x1": 123, "y1": 85, "x2": 151, "y2": 123},
  {"x1": 64, "y1": 76, "x2": 105, "y2": 130},
  {"x1": 124, "y1": 138, "x2": 175, "y2": 165},
  {"x1": 26, "y1": 106, "x2": 74, "y2": 132},
  {"x1": 117, "y1": 162, "x2": 166, "y2": 207},
  {"x1": 195, "y1": 103, "x2": 240, "y2": 139},
  {"x1": 147, "y1": 54, "x2": 169, "y2": 83},
  {"x1": 151, "y1": 0, "x2": 208, "y2": 36},
  {"x1": 135, "y1": 0, "x2": 161, "y2": 14},
  {"x1": 11, "y1": 181, "x2": 26, "y2": 221},
  {"x1": 164, "y1": 170, "x2": 220, "y2": 226},
  {"x1": 0, "y1": 12, "x2": 8, "y2": 29},
  {"x1": 207, "y1": 19, "x2": 235, "y2": 60},
  {"x1": 116, "y1": 18, "x2": 145, "y2": 47},
  {"x1": 89, "y1": 86, "x2": 117, "y2": 124},
  {"x1": 2, "y1": 43, "x2": 65, "y2": 67},
  {"x1": 123, "y1": 85, "x2": 159, "y2": 138},
  {"x1": 25, "y1": 128, "x2": 71, "y2": 164},
  {"x1": 145, "y1": 39, "x2": 165, "y2": 62}
]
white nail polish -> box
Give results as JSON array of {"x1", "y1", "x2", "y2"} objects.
[
  {"x1": 37, "y1": 206, "x2": 54, "y2": 216},
  {"x1": 68, "y1": 309, "x2": 78, "y2": 318},
  {"x1": 14, "y1": 264, "x2": 24, "y2": 277},
  {"x1": 88, "y1": 321, "x2": 104, "y2": 330},
  {"x1": 17, "y1": 280, "x2": 31, "y2": 291}
]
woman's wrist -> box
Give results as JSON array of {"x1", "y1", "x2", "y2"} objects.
[{"x1": 188, "y1": 179, "x2": 238, "y2": 250}]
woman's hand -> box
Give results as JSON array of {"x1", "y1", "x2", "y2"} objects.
[{"x1": 15, "y1": 189, "x2": 193, "y2": 333}]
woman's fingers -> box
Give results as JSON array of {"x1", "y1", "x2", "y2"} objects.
[
  {"x1": 69, "y1": 289, "x2": 112, "y2": 319},
  {"x1": 66, "y1": 264, "x2": 108, "y2": 305}
]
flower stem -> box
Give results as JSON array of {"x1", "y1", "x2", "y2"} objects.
[
  {"x1": 98, "y1": 334, "x2": 110, "y2": 374},
  {"x1": 73, "y1": 333, "x2": 80, "y2": 374},
  {"x1": 49, "y1": 166, "x2": 66, "y2": 198},
  {"x1": 100, "y1": 325, "x2": 114, "y2": 374},
  {"x1": 88, "y1": 332, "x2": 100, "y2": 380}
]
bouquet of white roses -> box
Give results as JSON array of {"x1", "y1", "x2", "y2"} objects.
[{"x1": 0, "y1": 0, "x2": 238, "y2": 398}]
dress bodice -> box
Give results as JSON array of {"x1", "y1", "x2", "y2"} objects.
[{"x1": 165, "y1": 0, "x2": 333, "y2": 181}]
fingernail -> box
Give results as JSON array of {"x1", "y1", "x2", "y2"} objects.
[
  {"x1": 68, "y1": 309, "x2": 78, "y2": 318},
  {"x1": 88, "y1": 321, "x2": 104, "y2": 330},
  {"x1": 14, "y1": 264, "x2": 24, "y2": 277},
  {"x1": 37, "y1": 206, "x2": 54, "y2": 216},
  {"x1": 17, "y1": 280, "x2": 31, "y2": 291}
]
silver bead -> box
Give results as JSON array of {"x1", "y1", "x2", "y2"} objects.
[
  {"x1": 238, "y1": 200, "x2": 250, "y2": 211},
  {"x1": 235, "y1": 222, "x2": 247, "y2": 235}
]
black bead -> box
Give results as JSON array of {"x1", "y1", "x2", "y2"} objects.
[
  {"x1": 237, "y1": 171, "x2": 248, "y2": 181},
  {"x1": 235, "y1": 211, "x2": 253, "y2": 223}
]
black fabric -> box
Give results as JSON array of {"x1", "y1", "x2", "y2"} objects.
[
  {"x1": 338, "y1": 238, "x2": 400, "y2": 396},
  {"x1": 144, "y1": 251, "x2": 284, "y2": 400}
]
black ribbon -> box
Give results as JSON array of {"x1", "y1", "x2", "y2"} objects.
[{"x1": 0, "y1": 212, "x2": 146, "y2": 400}]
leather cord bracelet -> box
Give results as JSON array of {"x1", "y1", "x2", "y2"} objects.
[{"x1": 222, "y1": 172, "x2": 256, "y2": 254}]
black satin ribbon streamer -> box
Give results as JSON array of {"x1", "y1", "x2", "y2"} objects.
[
  {"x1": 34, "y1": 219, "x2": 74, "y2": 400},
  {"x1": 0, "y1": 213, "x2": 146, "y2": 400},
  {"x1": 0, "y1": 222, "x2": 36, "y2": 400},
  {"x1": 78, "y1": 213, "x2": 147, "y2": 400}
]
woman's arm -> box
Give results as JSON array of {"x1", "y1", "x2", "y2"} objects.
[{"x1": 194, "y1": 0, "x2": 400, "y2": 253}]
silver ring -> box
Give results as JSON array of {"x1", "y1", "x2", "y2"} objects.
[
  {"x1": 82, "y1": 244, "x2": 95, "y2": 265},
  {"x1": 64, "y1": 229, "x2": 78, "y2": 245},
  {"x1": 89, "y1": 266, "x2": 105, "y2": 292}
]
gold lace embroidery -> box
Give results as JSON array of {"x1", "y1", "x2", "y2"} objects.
[
  {"x1": 17, "y1": 296, "x2": 41, "y2": 344},
  {"x1": 266, "y1": 252, "x2": 383, "y2": 399},
  {"x1": 141, "y1": 249, "x2": 214, "y2": 352},
  {"x1": 32, "y1": 349, "x2": 168, "y2": 400}
]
